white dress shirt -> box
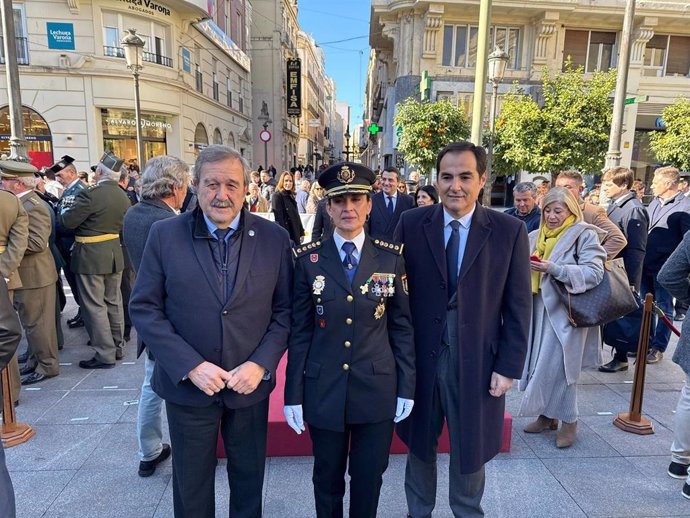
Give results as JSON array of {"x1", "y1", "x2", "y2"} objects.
[{"x1": 333, "y1": 229, "x2": 366, "y2": 264}]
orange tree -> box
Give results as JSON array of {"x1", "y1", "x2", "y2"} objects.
[{"x1": 394, "y1": 98, "x2": 470, "y2": 176}]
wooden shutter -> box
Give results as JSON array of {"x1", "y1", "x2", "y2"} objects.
[
  {"x1": 667, "y1": 36, "x2": 690, "y2": 76},
  {"x1": 563, "y1": 30, "x2": 588, "y2": 70}
]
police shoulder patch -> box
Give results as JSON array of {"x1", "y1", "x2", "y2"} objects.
[
  {"x1": 292, "y1": 240, "x2": 323, "y2": 258},
  {"x1": 372, "y1": 239, "x2": 403, "y2": 255}
]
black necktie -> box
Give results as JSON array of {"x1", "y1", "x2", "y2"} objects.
[
  {"x1": 342, "y1": 241, "x2": 358, "y2": 285},
  {"x1": 387, "y1": 196, "x2": 394, "y2": 217},
  {"x1": 446, "y1": 220, "x2": 460, "y2": 301},
  {"x1": 214, "y1": 228, "x2": 230, "y2": 269}
]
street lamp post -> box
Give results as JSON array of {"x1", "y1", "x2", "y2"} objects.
[
  {"x1": 121, "y1": 28, "x2": 146, "y2": 169},
  {"x1": 344, "y1": 128, "x2": 351, "y2": 161},
  {"x1": 1, "y1": 0, "x2": 28, "y2": 161},
  {"x1": 262, "y1": 117, "x2": 272, "y2": 170},
  {"x1": 487, "y1": 47, "x2": 509, "y2": 175}
]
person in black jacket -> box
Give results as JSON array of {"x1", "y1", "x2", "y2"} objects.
[
  {"x1": 368, "y1": 167, "x2": 415, "y2": 241},
  {"x1": 271, "y1": 171, "x2": 304, "y2": 244},
  {"x1": 599, "y1": 166, "x2": 649, "y2": 372},
  {"x1": 284, "y1": 162, "x2": 415, "y2": 518}
]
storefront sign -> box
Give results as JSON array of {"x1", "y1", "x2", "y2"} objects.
[
  {"x1": 287, "y1": 59, "x2": 301, "y2": 118},
  {"x1": 181, "y1": 47, "x2": 192, "y2": 73},
  {"x1": 193, "y1": 19, "x2": 251, "y2": 72},
  {"x1": 102, "y1": 109, "x2": 172, "y2": 140},
  {"x1": 117, "y1": 0, "x2": 171, "y2": 18},
  {"x1": 105, "y1": 116, "x2": 172, "y2": 131},
  {"x1": 47, "y1": 23, "x2": 75, "y2": 50}
]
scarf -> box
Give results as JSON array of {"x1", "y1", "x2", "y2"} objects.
[{"x1": 531, "y1": 215, "x2": 576, "y2": 294}]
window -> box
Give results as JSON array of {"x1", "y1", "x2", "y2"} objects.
[
  {"x1": 563, "y1": 30, "x2": 616, "y2": 72},
  {"x1": 226, "y1": 77, "x2": 233, "y2": 108},
  {"x1": 643, "y1": 34, "x2": 668, "y2": 77},
  {"x1": 195, "y1": 64, "x2": 203, "y2": 93},
  {"x1": 102, "y1": 10, "x2": 172, "y2": 67},
  {"x1": 667, "y1": 36, "x2": 690, "y2": 77},
  {"x1": 213, "y1": 72, "x2": 219, "y2": 101},
  {"x1": 442, "y1": 24, "x2": 520, "y2": 69},
  {"x1": 0, "y1": 5, "x2": 29, "y2": 65}
]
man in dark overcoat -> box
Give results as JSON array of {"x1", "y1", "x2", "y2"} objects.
[
  {"x1": 394, "y1": 141, "x2": 531, "y2": 517},
  {"x1": 599, "y1": 166, "x2": 649, "y2": 372},
  {"x1": 368, "y1": 167, "x2": 414, "y2": 241},
  {"x1": 129, "y1": 145, "x2": 293, "y2": 518}
]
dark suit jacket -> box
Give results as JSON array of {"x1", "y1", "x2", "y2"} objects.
[
  {"x1": 60, "y1": 180, "x2": 131, "y2": 274},
  {"x1": 368, "y1": 191, "x2": 414, "y2": 241},
  {"x1": 644, "y1": 193, "x2": 690, "y2": 271},
  {"x1": 123, "y1": 198, "x2": 177, "y2": 358},
  {"x1": 607, "y1": 192, "x2": 648, "y2": 290},
  {"x1": 285, "y1": 236, "x2": 415, "y2": 432},
  {"x1": 129, "y1": 209, "x2": 293, "y2": 408},
  {"x1": 394, "y1": 203, "x2": 531, "y2": 474},
  {"x1": 311, "y1": 197, "x2": 332, "y2": 242}
]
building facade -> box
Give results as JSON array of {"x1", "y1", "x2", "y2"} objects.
[
  {"x1": 250, "y1": 0, "x2": 300, "y2": 171},
  {"x1": 367, "y1": 0, "x2": 690, "y2": 181},
  {"x1": 3, "y1": 0, "x2": 253, "y2": 172}
]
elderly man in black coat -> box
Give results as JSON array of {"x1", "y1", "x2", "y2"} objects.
[
  {"x1": 123, "y1": 156, "x2": 190, "y2": 477},
  {"x1": 395, "y1": 141, "x2": 531, "y2": 518}
]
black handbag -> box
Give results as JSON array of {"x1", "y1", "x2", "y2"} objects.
[{"x1": 554, "y1": 257, "x2": 639, "y2": 328}]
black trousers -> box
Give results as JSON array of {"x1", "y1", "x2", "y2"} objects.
[
  {"x1": 309, "y1": 420, "x2": 394, "y2": 518},
  {"x1": 166, "y1": 398, "x2": 269, "y2": 518}
]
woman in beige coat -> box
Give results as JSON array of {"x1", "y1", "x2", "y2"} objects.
[{"x1": 519, "y1": 187, "x2": 606, "y2": 448}]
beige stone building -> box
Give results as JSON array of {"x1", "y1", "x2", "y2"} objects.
[
  {"x1": 3, "y1": 0, "x2": 253, "y2": 171},
  {"x1": 367, "y1": 0, "x2": 690, "y2": 182}
]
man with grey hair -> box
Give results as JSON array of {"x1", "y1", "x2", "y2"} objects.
[
  {"x1": 130, "y1": 145, "x2": 293, "y2": 517},
  {"x1": 0, "y1": 166, "x2": 59, "y2": 385},
  {"x1": 60, "y1": 151, "x2": 131, "y2": 369},
  {"x1": 124, "y1": 155, "x2": 188, "y2": 478},
  {"x1": 505, "y1": 182, "x2": 541, "y2": 232}
]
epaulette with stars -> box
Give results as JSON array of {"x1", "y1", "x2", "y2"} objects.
[
  {"x1": 293, "y1": 240, "x2": 323, "y2": 258},
  {"x1": 373, "y1": 239, "x2": 403, "y2": 255}
]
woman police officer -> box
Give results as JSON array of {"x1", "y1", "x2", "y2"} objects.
[{"x1": 284, "y1": 162, "x2": 415, "y2": 518}]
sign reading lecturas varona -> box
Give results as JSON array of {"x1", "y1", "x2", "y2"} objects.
[{"x1": 117, "y1": 0, "x2": 171, "y2": 17}]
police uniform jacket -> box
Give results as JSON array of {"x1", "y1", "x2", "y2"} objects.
[
  {"x1": 285, "y1": 235, "x2": 416, "y2": 432},
  {"x1": 607, "y1": 192, "x2": 648, "y2": 290},
  {"x1": 59, "y1": 179, "x2": 131, "y2": 275},
  {"x1": 16, "y1": 191, "x2": 58, "y2": 290},
  {"x1": 0, "y1": 190, "x2": 29, "y2": 290}
]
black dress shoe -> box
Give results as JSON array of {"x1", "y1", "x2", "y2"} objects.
[
  {"x1": 138, "y1": 443, "x2": 171, "y2": 477},
  {"x1": 68, "y1": 317, "x2": 85, "y2": 328},
  {"x1": 67, "y1": 310, "x2": 81, "y2": 325},
  {"x1": 79, "y1": 358, "x2": 116, "y2": 369},
  {"x1": 598, "y1": 358, "x2": 629, "y2": 372},
  {"x1": 19, "y1": 364, "x2": 36, "y2": 376},
  {"x1": 17, "y1": 352, "x2": 28, "y2": 363},
  {"x1": 21, "y1": 372, "x2": 53, "y2": 385},
  {"x1": 116, "y1": 351, "x2": 124, "y2": 360}
]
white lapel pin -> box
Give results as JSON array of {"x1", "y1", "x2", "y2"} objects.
[{"x1": 248, "y1": 230, "x2": 255, "y2": 237}]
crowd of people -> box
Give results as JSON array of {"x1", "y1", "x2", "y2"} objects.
[{"x1": 2, "y1": 140, "x2": 690, "y2": 518}]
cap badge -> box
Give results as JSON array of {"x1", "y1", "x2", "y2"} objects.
[
  {"x1": 337, "y1": 166, "x2": 355, "y2": 184},
  {"x1": 312, "y1": 275, "x2": 326, "y2": 295}
]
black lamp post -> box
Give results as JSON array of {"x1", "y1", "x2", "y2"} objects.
[
  {"x1": 121, "y1": 28, "x2": 146, "y2": 168},
  {"x1": 344, "y1": 128, "x2": 351, "y2": 161}
]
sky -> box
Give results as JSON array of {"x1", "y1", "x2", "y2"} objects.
[{"x1": 297, "y1": 0, "x2": 372, "y2": 127}]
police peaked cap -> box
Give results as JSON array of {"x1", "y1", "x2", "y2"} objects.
[{"x1": 318, "y1": 162, "x2": 376, "y2": 197}]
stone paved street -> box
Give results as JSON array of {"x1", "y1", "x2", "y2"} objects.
[{"x1": 4, "y1": 296, "x2": 690, "y2": 517}]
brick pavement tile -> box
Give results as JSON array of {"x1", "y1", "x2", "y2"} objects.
[
  {"x1": 11, "y1": 389, "x2": 69, "y2": 424},
  {"x1": 581, "y1": 415, "x2": 675, "y2": 457},
  {"x1": 74, "y1": 362, "x2": 145, "y2": 391},
  {"x1": 11, "y1": 469, "x2": 77, "y2": 518},
  {"x1": 513, "y1": 416, "x2": 621, "y2": 459},
  {"x1": 35, "y1": 388, "x2": 138, "y2": 425},
  {"x1": 576, "y1": 384, "x2": 630, "y2": 417},
  {"x1": 44, "y1": 467, "x2": 169, "y2": 518},
  {"x1": 542, "y1": 456, "x2": 690, "y2": 517},
  {"x1": 5, "y1": 423, "x2": 110, "y2": 471}
]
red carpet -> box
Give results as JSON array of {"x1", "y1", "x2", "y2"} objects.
[{"x1": 218, "y1": 356, "x2": 512, "y2": 458}]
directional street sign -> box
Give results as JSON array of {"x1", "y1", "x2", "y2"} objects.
[{"x1": 624, "y1": 95, "x2": 649, "y2": 105}]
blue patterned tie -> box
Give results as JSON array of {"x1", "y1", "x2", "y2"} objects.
[
  {"x1": 387, "y1": 196, "x2": 394, "y2": 217},
  {"x1": 446, "y1": 220, "x2": 460, "y2": 301},
  {"x1": 342, "y1": 241, "x2": 358, "y2": 285}
]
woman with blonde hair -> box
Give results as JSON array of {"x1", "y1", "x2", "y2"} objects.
[
  {"x1": 271, "y1": 171, "x2": 304, "y2": 244},
  {"x1": 305, "y1": 181, "x2": 325, "y2": 214},
  {"x1": 519, "y1": 187, "x2": 606, "y2": 448}
]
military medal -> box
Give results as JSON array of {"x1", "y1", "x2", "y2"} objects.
[
  {"x1": 360, "y1": 283, "x2": 369, "y2": 294},
  {"x1": 312, "y1": 275, "x2": 325, "y2": 295},
  {"x1": 401, "y1": 274, "x2": 409, "y2": 295},
  {"x1": 374, "y1": 303, "x2": 385, "y2": 320}
]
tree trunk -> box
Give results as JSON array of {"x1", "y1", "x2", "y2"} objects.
[{"x1": 482, "y1": 173, "x2": 496, "y2": 206}]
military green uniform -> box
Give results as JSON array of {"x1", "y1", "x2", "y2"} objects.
[
  {"x1": 60, "y1": 178, "x2": 131, "y2": 365},
  {"x1": 0, "y1": 161, "x2": 32, "y2": 402},
  {"x1": 15, "y1": 190, "x2": 60, "y2": 382}
]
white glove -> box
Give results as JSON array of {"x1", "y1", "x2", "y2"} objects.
[
  {"x1": 284, "y1": 404, "x2": 305, "y2": 434},
  {"x1": 394, "y1": 397, "x2": 414, "y2": 423}
]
